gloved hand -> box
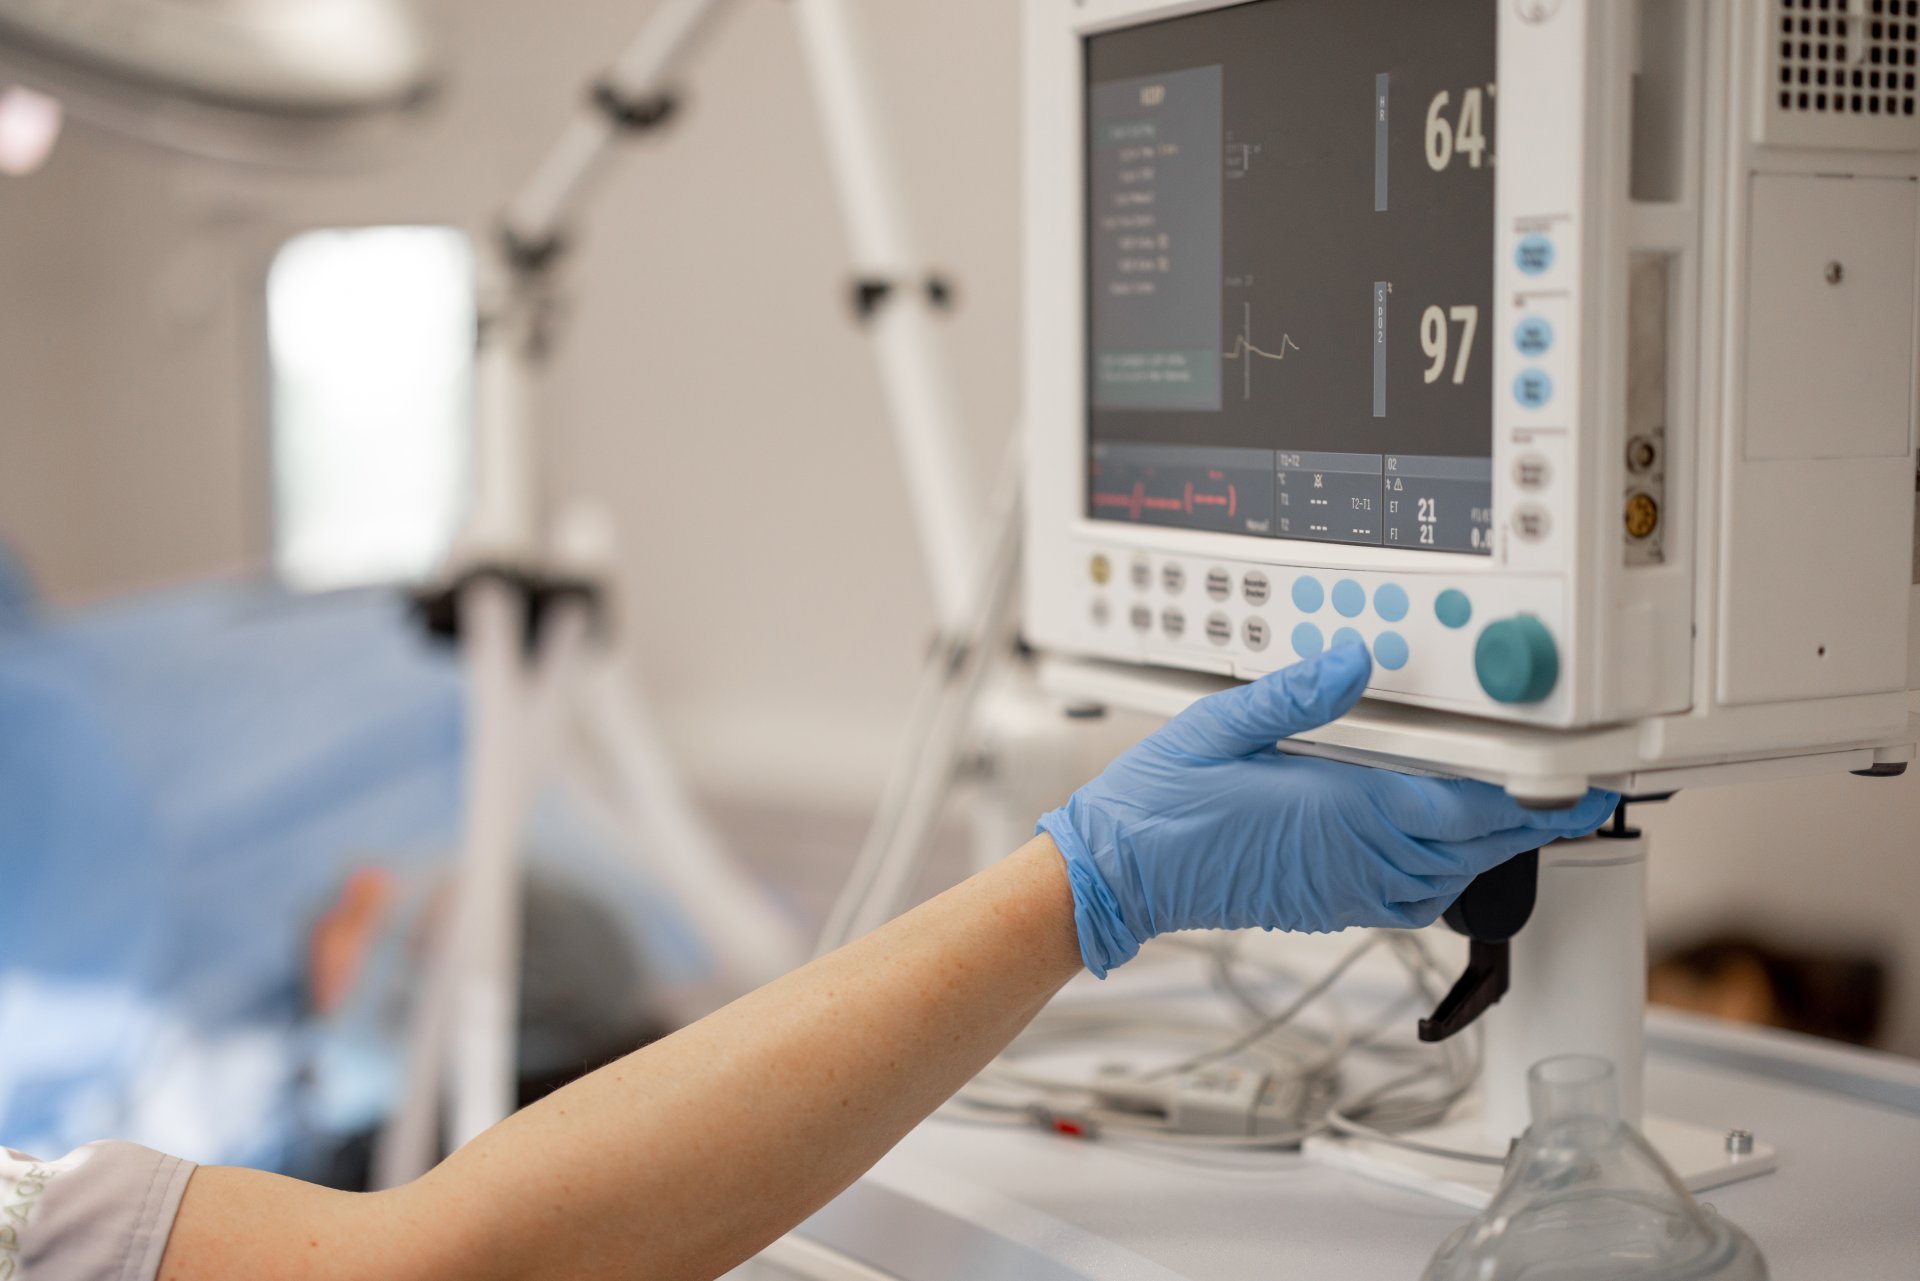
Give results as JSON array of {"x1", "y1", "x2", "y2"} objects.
[{"x1": 1037, "y1": 644, "x2": 1618, "y2": 976}]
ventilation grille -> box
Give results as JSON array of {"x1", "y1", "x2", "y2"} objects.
[
  {"x1": 1763, "y1": 0, "x2": 1920, "y2": 148},
  {"x1": 1777, "y1": 0, "x2": 1916, "y2": 117}
]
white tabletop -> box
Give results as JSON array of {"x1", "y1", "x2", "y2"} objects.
[{"x1": 783, "y1": 989, "x2": 1920, "y2": 1278}]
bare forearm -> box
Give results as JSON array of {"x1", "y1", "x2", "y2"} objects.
[
  {"x1": 159, "y1": 836, "x2": 1081, "y2": 1281},
  {"x1": 438, "y1": 834, "x2": 1081, "y2": 1277}
]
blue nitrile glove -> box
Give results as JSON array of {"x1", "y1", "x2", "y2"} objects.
[{"x1": 1037, "y1": 644, "x2": 1618, "y2": 977}]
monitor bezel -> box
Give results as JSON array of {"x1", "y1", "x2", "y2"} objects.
[{"x1": 1031, "y1": 0, "x2": 1507, "y2": 580}]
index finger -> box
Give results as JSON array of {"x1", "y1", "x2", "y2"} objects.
[{"x1": 1368, "y1": 773, "x2": 1618, "y2": 843}]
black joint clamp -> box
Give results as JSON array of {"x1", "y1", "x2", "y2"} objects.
[
  {"x1": 591, "y1": 81, "x2": 680, "y2": 132},
  {"x1": 499, "y1": 226, "x2": 567, "y2": 276},
  {"x1": 412, "y1": 564, "x2": 608, "y2": 660},
  {"x1": 854, "y1": 277, "x2": 895, "y2": 321}
]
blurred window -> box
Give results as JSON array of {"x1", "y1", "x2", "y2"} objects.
[{"x1": 267, "y1": 226, "x2": 474, "y2": 590}]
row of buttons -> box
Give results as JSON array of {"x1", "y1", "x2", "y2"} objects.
[
  {"x1": 1093, "y1": 561, "x2": 1560, "y2": 705},
  {"x1": 1512, "y1": 305, "x2": 1554, "y2": 543},
  {"x1": 1510, "y1": 290, "x2": 1554, "y2": 542},
  {"x1": 1512, "y1": 233, "x2": 1558, "y2": 553},
  {"x1": 1094, "y1": 554, "x2": 1278, "y2": 606},
  {"x1": 1099, "y1": 556, "x2": 1480, "y2": 624},
  {"x1": 1290, "y1": 576, "x2": 1408, "y2": 622},
  {"x1": 1513, "y1": 309, "x2": 1554, "y2": 411},
  {"x1": 1514, "y1": 236, "x2": 1557, "y2": 414},
  {"x1": 1101, "y1": 602, "x2": 1411, "y2": 669},
  {"x1": 1092, "y1": 557, "x2": 1481, "y2": 633},
  {"x1": 1294, "y1": 623, "x2": 1410, "y2": 669},
  {"x1": 1094, "y1": 597, "x2": 1561, "y2": 704},
  {"x1": 1104, "y1": 603, "x2": 1273, "y2": 649}
]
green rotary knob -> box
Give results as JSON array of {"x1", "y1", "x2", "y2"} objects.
[{"x1": 1474, "y1": 617, "x2": 1559, "y2": 705}]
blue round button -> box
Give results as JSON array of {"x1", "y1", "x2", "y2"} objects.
[
  {"x1": 1291, "y1": 622, "x2": 1325, "y2": 659},
  {"x1": 1515, "y1": 316, "x2": 1554, "y2": 357},
  {"x1": 1435, "y1": 589, "x2": 1473, "y2": 630},
  {"x1": 1514, "y1": 369, "x2": 1554, "y2": 409},
  {"x1": 1374, "y1": 583, "x2": 1409, "y2": 623},
  {"x1": 1374, "y1": 631, "x2": 1410, "y2": 671},
  {"x1": 1291, "y1": 576, "x2": 1325, "y2": 614},
  {"x1": 1517, "y1": 234, "x2": 1555, "y2": 276},
  {"x1": 1331, "y1": 627, "x2": 1364, "y2": 653},
  {"x1": 1332, "y1": 579, "x2": 1366, "y2": 618}
]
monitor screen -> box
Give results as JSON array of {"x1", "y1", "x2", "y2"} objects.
[{"x1": 1085, "y1": 0, "x2": 1497, "y2": 554}]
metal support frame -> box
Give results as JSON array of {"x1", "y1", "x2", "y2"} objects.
[
  {"x1": 1304, "y1": 828, "x2": 1779, "y2": 1208},
  {"x1": 816, "y1": 454, "x2": 1025, "y2": 955},
  {"x1": 376, "y1": 0, "x2": 994, "y2": 1186}
]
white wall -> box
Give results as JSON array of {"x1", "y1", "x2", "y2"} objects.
[
  {"x1": 1639, "y1": 770, "x2": 1920, "y2": 1052},
  {"x1": 0, "y1": 0, "x2": 1016, "y2": 809},
  {"x1": 1, "y1": 0, "x2": 1917, "y2": 1054}
]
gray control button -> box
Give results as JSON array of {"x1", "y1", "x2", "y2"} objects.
[
  {"x1": 1129, "y1": 604, "x2": 1153, "y2": 632},
  {"x1": 1090, "y1": 598, "x2": 1111, "y2": 628},
  {"x1": 1514, "y1": 454, "x2": 1551, "y2": 490},
  {"x1": 1162, "y1": 563, "x2": 1186, "y2": 595},
  {"x1": 1205, "y1": 568, "x2": 1232, "y2": 601},
  {"x1": 1243, "y1": 617, "x2": 1271, "y2": 651},
  {"x1": 1205, "y1": 612, "x2": 1232, "y2": 646},
  {"x1": 1161, "y1": 608, "x2": 1186, "y2": 640},
  {"x1": 1242, "y1": 570, "x2": 1271, "y2": 606},
  {"x1": 1514, "y1": 505, "x2": 1552, "y2": 542},
  {"x1": 1130, "y1": 559, "x2": 1152, "y2": 591}
]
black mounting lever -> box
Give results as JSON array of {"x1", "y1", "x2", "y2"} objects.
[{"x1": 1417, "y1": 849, "x2": 1540, "y2": 1043}]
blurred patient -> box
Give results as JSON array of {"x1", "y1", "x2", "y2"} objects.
[
  {"x1": 0, "y1": 553, "x2": 694, "y2": 1179},
  {"x1": 303, "y1": 861, "x2": 672, "y2": 1188}
]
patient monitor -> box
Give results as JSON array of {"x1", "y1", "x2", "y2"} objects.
[{"x1": 1024, "y1": 0, "x2": 1920, "y2": 802}]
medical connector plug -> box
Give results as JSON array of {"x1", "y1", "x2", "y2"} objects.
[{"x1": 1423, "y1": 1055, "x2": 1767, "y2": 1281}]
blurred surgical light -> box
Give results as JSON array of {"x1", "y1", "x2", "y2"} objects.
[
  {"x1": 0, "y1": 0, "x2": 436, "y2": 164},
  {"x1": 268, "y1": 226, "x2": 475, "y2": 591},
  {"x1": 0, "y1": 84, "x2": 58, "y2": 175},
  {"x1": 0, "y1": 0, "x2": 430, "y2": 114}
]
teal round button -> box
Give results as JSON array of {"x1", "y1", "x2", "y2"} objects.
[
  {"x1": 1374, "y1": 583, "x2": 1409, "y2": 623},
  {"x1": 1292, "y1": 576, "x2": 1325, "y2": 614},
  {"x1": 1435, "y1": 589, "x2": 1473, "y2": 629},
  {"x1": 1331, "y1": 627, "x2": 1364, "y2": 653},
  {"x1": 1374, "y1": 631, "x2": 1410, "y2": 671},
  {"x1": 1292, "y1": 622, "x2": 1325, "y2": 659},
  {"x1": 1474, "y1": 617, "x2": 1558, "y2": 704},
  {"x1": 1332, "y1": 579, "x2": 1365, "y2": 618}
]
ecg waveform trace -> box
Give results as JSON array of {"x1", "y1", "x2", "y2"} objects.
[
  {"x1": 1222, "y1": 301, "x2": 1300, "y2": 400},
  {"x1": 1091, "y1": 471, "x2": 1240, "y2": 523}
]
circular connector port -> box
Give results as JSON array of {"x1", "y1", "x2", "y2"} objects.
[
  {"x1": 1625, "y1": 436, "x2": 1659, "y2": 474},
  {"x1": 1625, "y1": 492, "x2": 1660, "y2": 540}
]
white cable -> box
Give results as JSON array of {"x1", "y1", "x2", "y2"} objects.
[
  {"x1": 1138, "y1": 934, "x2": 1380, "y2": 1081},
  {"x1": 1323, "y1": 1111, "x2": 1506, "y2": 1166},
  {"x1": 941, "y1": 929, "x2": 1490, "y2": 1164},
  {"x1": 815, "y1": 449, "x2": 1023, "y2": 955}
]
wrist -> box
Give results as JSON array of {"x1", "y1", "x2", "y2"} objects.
[
  {"x1": 996, "y1": 834, "x2": 1088, "y2": 983},
  {"x1": 1033, "y1": 812, "x2": 1144, "y2": 978}
]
